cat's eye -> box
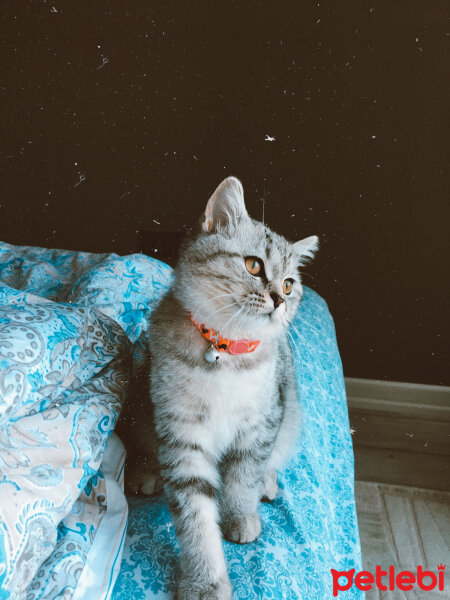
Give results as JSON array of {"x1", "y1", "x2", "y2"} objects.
[
  {"x1": 245, "y1": 256, "x2": 263, "y2": 277},
  {"x1": 283, "y1": 278, "x2": 294, "y2": 295}
]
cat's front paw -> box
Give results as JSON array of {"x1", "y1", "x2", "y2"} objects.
[
  {"x1": 222, "y1": 513, "x2": 261, "y2": 544},
  {"x1": 176, "y1": 574, "x2": 232, "y2": 600},
  {"x1": 262, "y1": 469, "x2": 278, "y2": 501},
  {"x1": 126, "y1": 462, "x2": 163, "y2": 496}
]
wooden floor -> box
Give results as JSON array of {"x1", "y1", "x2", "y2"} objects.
[{"x1": 355, "y1": 481, "x2": 450, "y2": 599}]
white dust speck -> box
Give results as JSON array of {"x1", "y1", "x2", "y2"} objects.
[
  {"x1": 405, "y1": 432, "x2": 414, "y2": 438},
  {"x1": 51, "y1": 6, "x2": 57, "y2": 12},
  {"x1": 97, "y1": 56, "x2": 109, "y2": 70},
  {"x1": 371, "y1": 135, "x2": 376, "y2": 139},
  {"x1": 350, "y1": 427, "x2": 356, "y2": 435},
  {"x1": 265, "y1": 135, "x2": 276, "y2": 142},
  {"x1": 74, "y1": 173, "x2": 86, "y2": 187},
  {"x1": 152, "y1": 219, "x2": 160, "y2": 225}
]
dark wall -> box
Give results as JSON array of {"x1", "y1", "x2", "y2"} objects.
[{"x1": 1, "y1": 2, "x2": 449, "y2": 385}]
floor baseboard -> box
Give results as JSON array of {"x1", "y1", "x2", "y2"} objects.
[{"x1": 345, "y1": 377, "x2": 450, "y2": 492}]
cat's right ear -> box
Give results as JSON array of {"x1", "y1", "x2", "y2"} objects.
[
  {"x1": 202, "y1": 176, "x2": 248, "y2": 233},
  {"x1": 293, "y1": 235, "x2": 319, "y2": 266}
]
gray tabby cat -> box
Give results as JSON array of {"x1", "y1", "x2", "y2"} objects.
[{"x1": 128, "y1": 177, "x2": 318, "y2": 600}]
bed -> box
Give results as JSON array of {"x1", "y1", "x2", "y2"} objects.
[{"x1": 0, "y1": 240, "x2": 363, "y2": 599}]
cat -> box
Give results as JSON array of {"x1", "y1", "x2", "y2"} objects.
[{"x1": 126, "y1": 176, "x2": 318, "y2": 599}]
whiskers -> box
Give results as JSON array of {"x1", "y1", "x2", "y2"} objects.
[
  {"x1": 298, "y1": 270, "x2": 322, "y2": 286},
  {"x1": 187, "y1": 288, "x2": 253, "y2": 348},
  {"x1": 190, "y1": 291, "x2": 235, "y2": 324},
  {"x1": 282, "y1": 315, "x2": 321, "y2": 372},
  {"x1": 228, "y1": 304, "x2": 250, "y2": 340},
  {"x1": 217, "y1": 302, "x2": 248, "y2": 341},
  {"x1": 245, "y1": 292, "x2": 270, "y2": 315},
  {"x1": 202, "y1": 301, "x2": 241, "y2": 324}
]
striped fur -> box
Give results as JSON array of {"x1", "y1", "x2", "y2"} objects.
[{"x1": 127, "y1": 177, "x2": 318, "y2": 599}]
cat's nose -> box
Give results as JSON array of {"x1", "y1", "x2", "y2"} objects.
[{"x1": 270, "y1": 292, "x2": 285, "y2": 309}]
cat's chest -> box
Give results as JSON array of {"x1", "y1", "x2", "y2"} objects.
[
  {"x1": 193, "y1": 362, "x2": 277, "y2": 444},
  {"x1": 206, "y1": 367, "x2": 268, "y2": 408}
]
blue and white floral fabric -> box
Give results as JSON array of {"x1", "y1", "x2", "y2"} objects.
[
  {"x1": 0, "y1": 242, "x2": 172, "y2": 600},
  {"x1": 0, "y1": 241, "x2": 363, "y2": 600}
]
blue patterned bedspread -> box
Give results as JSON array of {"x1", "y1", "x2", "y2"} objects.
[
  {"x1": 0, "y1": 241, "x2": 363, "y2": 600},
  {"x1": 0, "y1": 242, "x2": 171, "y2": 600}
]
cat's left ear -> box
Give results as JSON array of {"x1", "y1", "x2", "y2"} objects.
[
  {"x1": 293, "y1": 235, "x2": 319, "y2": 265},
  {"x1": 202, "y1": 176, "x2": 248, "y2": 233}
]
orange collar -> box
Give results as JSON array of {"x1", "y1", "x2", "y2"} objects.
[{"x1": 190, "y1": 314, "x2": 260, "y2": 355}]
